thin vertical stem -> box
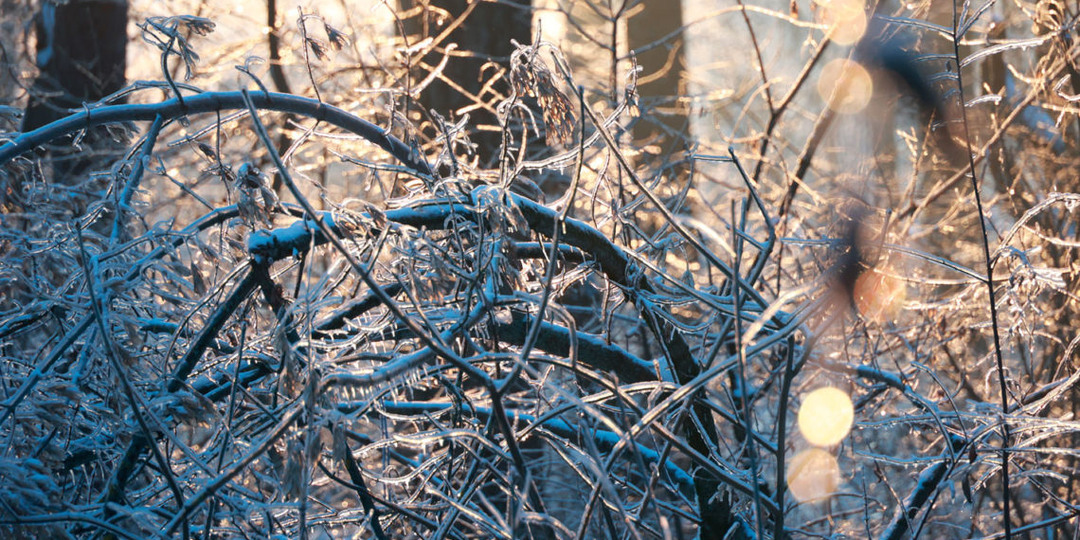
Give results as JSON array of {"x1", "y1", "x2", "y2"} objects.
[{"x1": 950, "y1": 2, "x2": 1013, "y2": 536}]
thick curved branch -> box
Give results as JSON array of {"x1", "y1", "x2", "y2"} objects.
[
  {"x1": 492, "y1": 310, "x2": 665, "y2": 383},
  {"x1": 1, "y1": 91, "x2": 432, "y2": 176},
  {"x1": 255, "y1": 196, "x2": 699, "y2": 384},
  {"x1": 881, "y1": 461, "x2": 948, "y2": 540}
]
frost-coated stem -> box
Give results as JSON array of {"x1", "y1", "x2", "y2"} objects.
[
  {"x1": 951, "y1": 1, "x2": 1013, "y2": 536},
  {"x1": 110, "y1": 114, "x2": 164, "y2": 242},
  {"x1": 881, "y1": 462, "x2": 949, "y2": 540}
]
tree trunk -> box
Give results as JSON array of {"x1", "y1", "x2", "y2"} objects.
[
  {"x1": 22, "y1": 0, "x2": 128, "y2": 183},
  {"x1": 627, "y1": 0, "x2": 686, "y2": 150},
  {"x1": 405, "y1": 0, "x2": 533, "y2": 166}
]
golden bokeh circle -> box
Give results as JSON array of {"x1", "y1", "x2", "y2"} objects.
[
  {"x1": 798, "y1": 386, "x2": 855, "y2": 447},
  {"x1": 817, "y1": 58, "x2": 873, "y2": 115},
  {"x1": 815, "y1": 0, "x2": 868, "y2": 45},
  {"x1": 854, "y1": 266, "x2": 907, "y2": 323},
  {"x1": 786, "y1": 448, "x2": 841, "y2": 503}
]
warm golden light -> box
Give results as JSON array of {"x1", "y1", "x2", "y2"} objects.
[
  {"x1": 815, "y1": 0, "x2": 868, "y2": 45},
  {"x1": 854, "y1": 266, "x2": 907, "y2": 323},
  {"x1": 798, "y1": 387, "x2": 854, "y2": 447},
  {"x1": 786, "y1": 448, "x2": 841, "y2": 503},
  {"x1": 817, "y1": 59, "x2": 873, "y2": 115}
]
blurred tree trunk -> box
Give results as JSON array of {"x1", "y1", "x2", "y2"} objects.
[
  {"x1": 627, "y1": 0, "x2": 691, "y2": 239},
  {"x1": 627, "y1": 0, "x2": 687, "y2": 151},
  {"x1": 22, "y1": 0, "x2": 128, "y2": 182},
  {"x1": 403, "y1": 0, "x2": 532, "y2": 166}
]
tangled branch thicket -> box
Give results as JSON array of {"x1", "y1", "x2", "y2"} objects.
[{"x1": 2, "y1": 0, "x2": 1080, "y2": 537}]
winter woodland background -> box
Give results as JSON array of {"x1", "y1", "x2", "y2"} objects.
[{"x1": 1, "y1": 0, "x2": 1080, "y2": 538}]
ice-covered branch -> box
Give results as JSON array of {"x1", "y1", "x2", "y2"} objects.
[{"x1": 0, "y1": 91, "x2": 432, "y2": 176}]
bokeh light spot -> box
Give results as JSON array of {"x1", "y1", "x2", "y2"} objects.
[
  {"x1": 854, "y1": 266, "x2": 907, "y2": 323},
  {"x1": 817, "y1": 58, "x2": 873, "y2": 115},
  {"x1": 798, "y1": 387, "x2": 854, "y2": 447},
  {"x1": 814, "y1": 0, "x2": 868, "y2": 45},
  {"x1": 786, "y1": 448, "x2": 841, "y2": 503}
]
